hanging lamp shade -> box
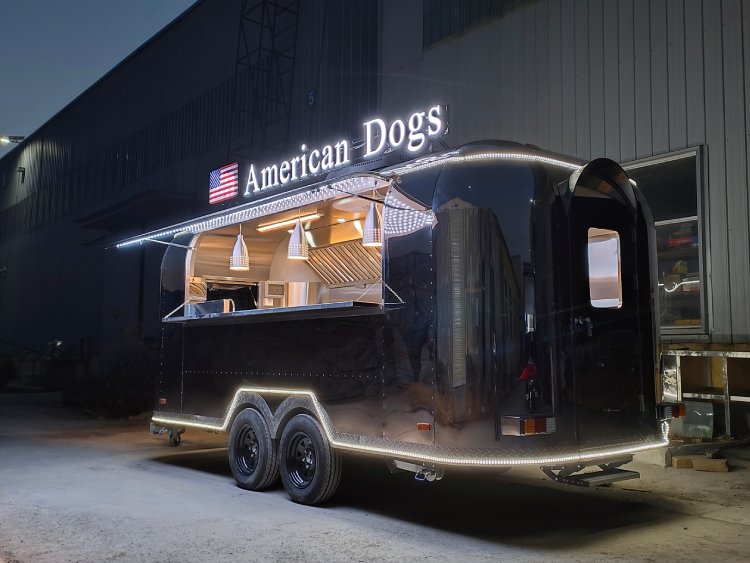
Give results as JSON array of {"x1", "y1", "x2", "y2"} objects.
[
  {"x1": 229, "y1": 231, "x2": 250, "y2": 271},
  {"x1": 362, "y1": 202, "x2": 382, "y2": 247},
  {"x1": 287, "y1": 220, "x2": 309, "y2": 260}
]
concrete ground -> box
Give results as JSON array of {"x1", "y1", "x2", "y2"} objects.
[{"x1": 1, "y1": 393, "x2": 749, "y2": 562}]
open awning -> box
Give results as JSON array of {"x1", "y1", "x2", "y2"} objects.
[{"x1": 114, "y1": 172, "x2": 391, "y2": 249}]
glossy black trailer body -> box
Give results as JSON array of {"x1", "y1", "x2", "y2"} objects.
[{"x1": 156, "y1": 142, "x2": 661, "y2": 458}]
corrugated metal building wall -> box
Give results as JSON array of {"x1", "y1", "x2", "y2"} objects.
[
  {"x1": 381, "y1": 0, "x2": 750, "y2": 344},
  {"x1": 0, "y1": 0, "x2": 245, "y2": 372},
  {"x1": 288, "y1": 2, "x2": 380, "y2": 145},
  {"x1": 0, "y1": 0, "x2": 380, "y2": 370}
]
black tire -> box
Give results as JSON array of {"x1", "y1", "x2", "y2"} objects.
[
  {"x1": 228, "y1": 408, "x2": 279, "y2": 490},
  {"x1": 169, "y1": 432, "x2": 181, "y2": 447},
  {"x1": 279, "y1": 413, "x2": 342, "y2": 505}
]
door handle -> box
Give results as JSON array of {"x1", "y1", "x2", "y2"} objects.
[{"x1": 575, "y1": 316, "x2": 593, "y2": 337}]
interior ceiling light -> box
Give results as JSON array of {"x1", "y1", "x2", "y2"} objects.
[
  {"x1": 362, "y1": 202, "x2": 382, "y2": 247},
  {"x1": 229, "y1": 224, "x2": 250, "y2": 271},
  {"x1": 257, "y1": 213, "x2": 321, "y2": 232},
  {"x1": 287, "y1": 220, "x2": 309, "y2": 260}
]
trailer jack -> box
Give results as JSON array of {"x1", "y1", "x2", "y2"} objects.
[
  {"x1": 541, "y1": 456, "x2": 639, "y2": 487},
  {"x1": 387, "y1": 459, "x2": 445, "y2": 482},
  {"x1": 150, "y1": 423, "x2": 185, "y2": 447},
  {"x1": 168, "y1": 428, "x2": 184, "y2": 447}
]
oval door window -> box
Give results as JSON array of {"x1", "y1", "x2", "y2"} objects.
[{"x1": 587, "y1": 228, "x2": 622, "y2": 309}]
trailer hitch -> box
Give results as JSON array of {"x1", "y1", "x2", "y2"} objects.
[{"x1": 386, "y1": 459, "x2": 444, "y2": 482}]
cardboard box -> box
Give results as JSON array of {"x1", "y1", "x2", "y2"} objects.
[{"x1": 692, "y1": 458, "x2": 729, "y2": 472}]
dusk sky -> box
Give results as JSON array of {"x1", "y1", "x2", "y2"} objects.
[{"x1": 0, "y1": 0, "x2": 195, "y2": 158}]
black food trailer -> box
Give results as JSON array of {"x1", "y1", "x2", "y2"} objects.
[{"x1": 117, "y1": 141, "x2": 676, "y2": 505}]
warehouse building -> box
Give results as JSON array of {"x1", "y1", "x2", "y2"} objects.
[{"x1": 0, "y1": 0, "x2": 748, "y2": 433}]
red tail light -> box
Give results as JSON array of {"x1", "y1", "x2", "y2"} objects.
[
  {"x1": 502, "y1": 415, "x2": 556, "y2": 436},
  {"x1": 660, "y1": 403, "x2": 686, "y2": 419}
]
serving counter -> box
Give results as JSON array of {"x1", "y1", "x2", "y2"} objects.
[{"x1": 164, "y1": 301, "x2": 383, "y2": 326}]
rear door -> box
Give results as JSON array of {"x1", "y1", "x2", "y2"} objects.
[{"x1": 565, "y1": 167, "x2": 652, "y2": 447}]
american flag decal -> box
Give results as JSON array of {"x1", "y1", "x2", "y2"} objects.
[{"x1": 209, "y1": 163, "x2": 239, "y2": 204}]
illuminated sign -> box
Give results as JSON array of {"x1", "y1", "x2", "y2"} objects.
[
  {"x1": 362, "y1": 105, "x2": 445, "y2": 157},
  {"x1": 244, "y1": 141, "x2": 349, "y2": 195},
  {"x1": 241, "y1": 105, "x2": 448, "y2": 197},
  {"x1": 208, "y1": 163, "x2": 239, "y2": 205}
]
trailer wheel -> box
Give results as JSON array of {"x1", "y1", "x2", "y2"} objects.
[
  {"x1": 279, "y1": 413, "x2": 341, "y2": 505},
  {"x1": 228, "y1": 408, "x2": 278, "y2": 491}
]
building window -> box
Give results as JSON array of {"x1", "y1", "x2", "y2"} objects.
[
  {"x1": 623, "y1": 149, "x2": 704, "y2": 334},
  {"x1": 588, "y1": 228, "x2": 622, "y2": 309}
]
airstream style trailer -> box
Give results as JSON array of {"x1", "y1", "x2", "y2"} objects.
[{"x1": 118, "y1": 141, "x2": 674, "y2": 505}]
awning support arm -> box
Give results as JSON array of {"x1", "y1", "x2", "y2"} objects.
[
  {"x1": 140, "y1": 238, "x2": 195, "y2": 250},
  {"x1": 163, "y1": 299, "x2": 191, "y2": 320}
]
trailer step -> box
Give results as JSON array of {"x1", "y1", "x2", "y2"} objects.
[
  {"x1": 565, "y1": 468, "x2": 640, "y2": 487},
  {"x1": 541, "y1": 458, "x2": 639, "y2": 487}
]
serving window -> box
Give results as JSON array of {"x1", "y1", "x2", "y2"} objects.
[{"x1": 183, "y1": 187, "x2": 388, "y2": 316}]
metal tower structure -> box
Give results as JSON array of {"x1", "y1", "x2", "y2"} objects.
[{"x1": 227, "y1": 0, "x2": 300, "y2": 164}]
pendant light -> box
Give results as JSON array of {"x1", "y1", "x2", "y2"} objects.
[
  {"x1": 229, "y1": 224, "x2": 250, "y2": 271},
  {"x1": 362, "y1": 202, "x2": 382, "y2": 247},
  {"x1": 287, "y1": 220, "x2": 309, "y2": 260}
]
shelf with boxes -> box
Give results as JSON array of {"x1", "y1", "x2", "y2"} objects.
[
  {"x1": 661, "y1": 350, "x2": 750, "y2": 438},
  {"x1": 655, "y1": 216, "x2": 702, "y2": 329}
]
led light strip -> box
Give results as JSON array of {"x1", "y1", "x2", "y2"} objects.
[
  {"x1": 152, "y1": 387, "x2": 669, "y2": 467},
  {"x1": 382, "y1": 189, "x2": 435, "y2": 237},
  {"x1": 116, "y1": 175, "x2": 388, "y2": 248},
  {"x1": 385, "y1": 151, "x2": 582, "y2": 177},
  {"x1": 257, "y1": 213, "x2": 323, "y2": 232},
  {"x1": 117, "y1": 151, "x2": 581, "y2": 249}
]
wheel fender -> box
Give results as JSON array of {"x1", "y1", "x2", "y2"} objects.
[
  {"x1": 272, "y1": 395, "x2": 320, "y2": 441},
  {"x1": 228, "y1": 391, "x2": 274, "y2": 428}
]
